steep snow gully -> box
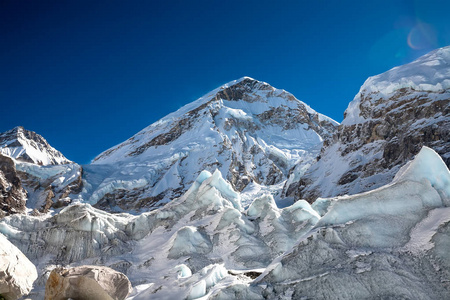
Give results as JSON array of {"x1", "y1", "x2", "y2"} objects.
[{"x1": 0, "y1": 47, "x2": 449, "y2": 299}]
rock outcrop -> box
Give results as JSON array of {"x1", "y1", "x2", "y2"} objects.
[
  {"x1": 286, "y1": 46, "x2": 450, "y2": 202},
  {"x1": 0, "y1": 154, "x2": 26, "y2": 215},
  {"x1": 0, "y1": 233, "x2": 37, "y2": 300},
  {"x1": 44, "y1": 265, "x2": 132, "y2": 300}
]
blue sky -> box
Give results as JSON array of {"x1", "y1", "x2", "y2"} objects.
[{"x1": 1, "y1": 0, "x2": 449, "y2": 164}]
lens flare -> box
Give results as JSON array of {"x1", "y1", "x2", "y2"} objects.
[{"x1": 407, "y1": 22, "x2": 437, "y2": 50}]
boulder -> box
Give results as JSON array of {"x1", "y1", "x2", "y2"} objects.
[
  {"x1": 0, "y1": 233, "x2": 37, "y2": 300},
  {"x1": 44, "y1": 265, "x2": 132, "y2": 300}
]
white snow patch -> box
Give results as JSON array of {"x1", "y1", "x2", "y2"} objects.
[{"x1": 402, "y1": 207, "x2": 450, "y2": 254}]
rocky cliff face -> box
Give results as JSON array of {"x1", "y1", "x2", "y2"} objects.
[
  {"x1": 90, "y1": 77, "x2": 338, "y2": 211},
  {"x1": 286, "y1": 46, "x2": 450, "y2": 202},
  {"x1": 0, "y1": 154, "x2": 27, "y2": 216}
]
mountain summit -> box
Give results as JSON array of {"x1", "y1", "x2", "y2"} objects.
[
  {"x1": 0, "y1": 126, "x2": 71, "y2": 166},
  {"x1": 90, "y1": 77, "x2": 338, "y2": 211}
]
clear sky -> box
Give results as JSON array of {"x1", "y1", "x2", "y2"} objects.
[{"x1": 1, "y1": 0, "x2": 449, "y2": 164}]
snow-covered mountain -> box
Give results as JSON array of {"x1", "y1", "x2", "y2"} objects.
[
  {"x1": 0, "y1": 126, "x2": 71, "y2": 166},
  {"x1": 0, "y1": 47, "x2": 449, "y2": 300},
  {"x1": 88, "y1": 77, "x2": 338, "y2": 211},
  {"x1": 0, "y1": 127, "x2": 82, "y2": 214},
  {"x1": 285, "y1": 46, "x2": 450, "y2": 202}
]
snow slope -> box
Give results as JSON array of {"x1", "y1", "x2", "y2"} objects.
[{"x1": 88, "y1": 77, "x2": 338, "y2": 211}]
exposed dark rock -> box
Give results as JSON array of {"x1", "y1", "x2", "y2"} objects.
[
  {"x1": 0, "y1": 154, "x2": 26, "y2": 215},
  {"x1": 213, "y1": 77, "x2": 272, "y2": 102},
  {"x1": 16, "y1": 166, "x2": 83, "y2": 213},
  {"x1": 94, "y1": 188, "x2": 167, "y2": 211}
]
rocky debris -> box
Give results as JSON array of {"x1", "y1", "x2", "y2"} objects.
[
  {"x1": 44, "y1": 265, "x2": 132, "y2": 300},
  {"x1": 0, "y1": 154, "x2": 26, "y2": 215},
  {"x1": 286, "y1": 46, "x2": 450, "y2": 202},
  {"x1": 0, "y1": 233, "x2": 38, "y2": 300},
  {"x1": 0, "y1": 126, "x2": 71, "y2": 166}
]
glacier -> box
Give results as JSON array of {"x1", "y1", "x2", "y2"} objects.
[{"x1": 0, "y1": 146, "x2": 448, "y2": 299}]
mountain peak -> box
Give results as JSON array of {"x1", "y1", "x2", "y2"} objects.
[
  {"x1": 0, "y1": 127, "x2": 71, "y2": 165},
  {"x1": 212, "y1": 77, "x2": 274, "y2": 103},
  {"x1": 344, "y1": 45, "x2": 450, "y2": 125},
  {"x1": 91, "y1": 77, "x2": 338, "y2": 210}
]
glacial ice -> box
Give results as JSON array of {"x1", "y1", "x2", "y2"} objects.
[
  {"x1": 175, "y1": 264, "x2": 192, "y2": 278},
  {"x1": 189, "y1": 280, "x2": 206, "y2": 299},
  {"x1": 221, "y1": 146, "x2": 450, "y2": 299},
  {"x1": 168, "y1": 226, "x2": 213, "y2": 259},
  {"x1": 0, "y1": 146, "x2": 449, "y2": 299},
  {"x1": 393, "y1": 146, "x2": 450, "y2": 202}
]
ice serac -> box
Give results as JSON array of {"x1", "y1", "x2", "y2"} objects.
[
  {"x1": 90, "y1": 77, "x2": 338, "y2": 211},
  {"x1": 216, "y1": 147, "x2": 450, "y2": 299},
  {"x1": 0, "y1": 233, "x2": 38, "y2": 300},
  {"x1": 0, "y1": 169, "x2": 320, "y2": 299},
  {"x1": 0, "y1": 126, "x2": 71, "y2": 166},
  {"x1": 287, "y1": 46, "x2": 450, "y2": 202}
]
